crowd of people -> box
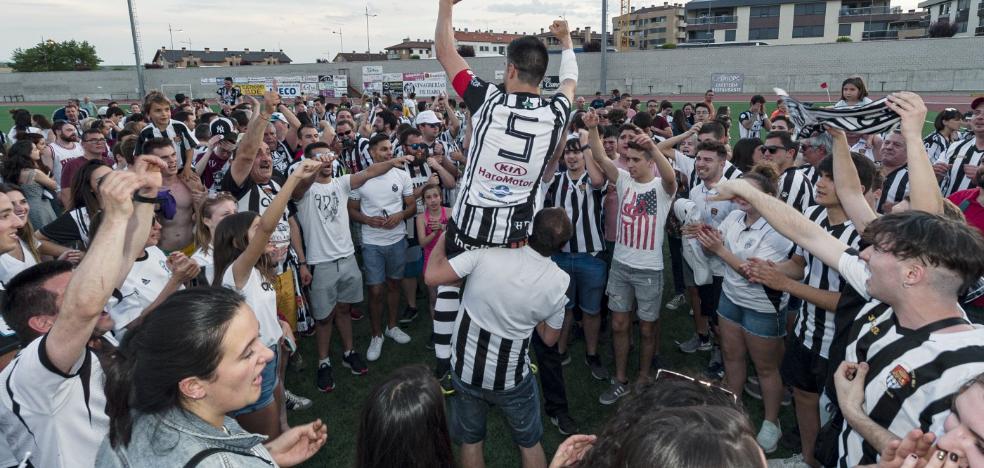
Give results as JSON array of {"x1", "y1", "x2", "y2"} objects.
[{"x1": 1, "y1": 1, "x2": 984, "y2": 467}]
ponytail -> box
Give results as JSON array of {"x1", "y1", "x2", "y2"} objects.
[{"x1": 104, "y1": 341, "x2": 139, "y2": 448}]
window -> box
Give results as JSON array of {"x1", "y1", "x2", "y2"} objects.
[
  {"x1": 647, "y1": 27, "x2": 667, "y2": 34},
  {"x1": 748, "y1": 27, "x2": 779, "y2": 39},
  {"x1": 750, "y1": 5, "x2": 780, "y2": 17},
  {"x1": 793, "y1": 25, "x2": 825, "y2": 37},
  {"x1": 725, "y1": 29, "x2": 736, "y2": 41},
  {"x1": 795, "y1": 2, "x2": 826, "y2": 15},
  {"x1": 652, "y1": 16, "x2": 666, "y2": 23},
  {"x1": 689, "y1": 30, "x2": 714, "y2": 41},
  {"x1": 839, "y1": 23, "x2": 852, "y2": 36}
]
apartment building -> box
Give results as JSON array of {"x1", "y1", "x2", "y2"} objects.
[
  {"x1": 611, "y1": 3, "x2": 688, "y2": 50},
  {"x1": 918, "y1": 0, "x2": 983, "y2": 35},
  {"x1": 683, "y1": 0, "x2": 927, "y2": 45}
]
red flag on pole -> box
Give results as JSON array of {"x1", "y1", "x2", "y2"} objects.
[{"x1": 820, "y1": 82, "x2": 828, "y2": 89}]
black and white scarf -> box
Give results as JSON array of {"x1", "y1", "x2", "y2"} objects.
[{"x1": 775, "y1": 88, "x2": 900, "y2": 139}]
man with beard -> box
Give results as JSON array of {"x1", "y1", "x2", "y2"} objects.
[
  {"x1": 47, "y1": 121, "x2": 85, "y2": 193},
  {"x1": 143, "y1": 137, "x2": 207, "y2": 253},
  {"x1": 335, "y1": 119, "x2": 372, "y2": 174},
  {"x1": 58, "y1": 129, "x2": 116, "y2": 207}
]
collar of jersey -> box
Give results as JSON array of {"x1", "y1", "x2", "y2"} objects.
[{"x1": 506, "y1": 93, "x2": 543, "y2": 108}]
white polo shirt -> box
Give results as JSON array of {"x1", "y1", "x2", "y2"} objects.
[{"x1": 719, "y1": 211, "x2": 793, "y2": 313}]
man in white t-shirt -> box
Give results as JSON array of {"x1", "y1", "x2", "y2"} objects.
[
  {"x1": 0, "y1": 164, "x2": 162, "y2": 468},
  {"x1": 425, "y1": 207, "x2": 570, "y2": 468},
  {"x1": 293, "y1": 141, "x2": 412, "y2": 392},
  {"x1": 347, "y1": 134, "x2": 416, "y2": 362},
  {"x1": 586, "y1": 111, "x2": 677, "y2": 405},
  {"x1": 47, "y1": 121, "x2": 85, "y2": 194}
]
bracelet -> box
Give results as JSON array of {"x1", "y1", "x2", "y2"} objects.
[{"x1": 133, "y1": 193, "x2": 157, "y2": 204}]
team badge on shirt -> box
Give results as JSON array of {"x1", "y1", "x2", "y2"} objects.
[
  {"x1": 391, "y1": 184, "x2": 399, "y2": 192},
  {"x1": 887, "y1": 364, "x2": 913, "y2": 389}
]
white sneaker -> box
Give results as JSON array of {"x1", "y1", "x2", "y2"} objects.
[
  {"x1": 384, "y1": 326, "x2": 411, "y2": 344},
  {"x1": 757, "y1": 420, "x2": 782, "y2": 454},
  {"x1": 366, "y1": 335, "x2": 384, "y2": 361}
]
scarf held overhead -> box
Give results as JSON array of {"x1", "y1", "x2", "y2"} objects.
[{"x1": 774, "y1": 88, "x2": 900, "y2": 138}]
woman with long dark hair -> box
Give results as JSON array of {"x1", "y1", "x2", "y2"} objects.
[
  {"x1": 355, "y1": 365, "x2": 455, "y2": 468},
  {"x1": 37, "y1": 160, "x2": 111, "y2": 249},
  {"x1": 732, "y1": 138, "x2": 765, "y2": 173},
  {"x1": 1, "y1": 140, "x2": 57, "y2": 228},
  {"x1": 6, "y1": 109, "x2": 41, "y2": 144},
  {"x1": 212, "y1": 158, "x2": 321, "y2": 438},
  {"x1": 97, "y1": 288, "x2": 327, "y2": 467}
]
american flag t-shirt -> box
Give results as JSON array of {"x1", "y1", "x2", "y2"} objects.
[{"x1": 612, "y1": 168, "x2": 674, "y2": 271}]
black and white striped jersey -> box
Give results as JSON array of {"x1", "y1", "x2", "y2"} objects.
[
  {"x1": 923, "y1": 131, "x2": 957, "y2": 164},
  {"x1": 448, "y1": 246, "x2": 568, "y2": 390},
  {"x1": 941, "y1": 138, "x2": 984, "y2": 196},
  {"x1": 449, "y1": 70, "x2": 571, "y2": 248},
  {"x1": 542, "y1": 171, "x2": 605, "y2": 254},
  {"x1": 793, "y1": 206, "x2": 860, "y2": 359},
  {"x1": 216, "y1": 86, "x2": 242, "y2": 106},
  {"x1": 738, "y1": 111, "x2": 767, "y2": 139},
  {"x1": 341, "y1": 136, "x2": 373, "y2": 175},
  {"x1": 833, "y1": 251, "x2": 984, "y2": 467},
  {"x1": 135, "y1": 120, "x2": 199, "y2": 169},
  {"x1": 778, "y1": 166, "x2": 815, "y2": 212},
  {"x1": 798, "y1": 163, "x2": 820, "y2": 187},
  {"x1": 877, "y1": 165, "x2": 910, "y2": 213}
]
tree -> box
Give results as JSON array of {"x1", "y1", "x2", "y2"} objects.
[
  {"x1": 583, "y1": 41, "x2": 602, "y2": 52},
  {"x1": 928, "y1": 20, "x2": 959, "y2": 37},
  {"x1": 10, "y1": 39, "x2": 102, "y2": 72},
  {"x1": 457, "y1": 45, "x2": 475, "y2": 57}
]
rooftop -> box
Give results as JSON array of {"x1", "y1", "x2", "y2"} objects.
[{"x1": 152, "y1": 47, "x2": 291, "y2": 64}]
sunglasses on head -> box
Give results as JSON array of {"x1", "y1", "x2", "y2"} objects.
[{"x1": 654, "y1": 369, "x2": 738, "y2": 403}]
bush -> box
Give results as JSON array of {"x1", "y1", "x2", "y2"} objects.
[
  {"x1": 836, "y1": 36, "x2": 853, "y2": 42},
  {"x1": 928, "y1": 20, "x2": 959, "y2": 37},
  {"x1": 660, "y1": 43, "x2": 677, "y2": 49},
  {"x1": 457, "y1": 45, "x2": 475, "y2": 57},
  {"x1": 410, "y1": 54, "x2": 420, "y2": 59}
]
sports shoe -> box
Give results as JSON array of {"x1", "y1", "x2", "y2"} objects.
[
  {"x1": 342, "y1": 351, "x2": 368, "y2": 375},
  {"x1": 766, "y1": 453, "x2": 811, "y2": 467},
  {"x1": 782, "y1": 386, "x2": 793, "y2": 406},
  {"x1": 678, "y1": 333, "x2": 713, "y2": 353},
  {"x1": 398, "y1": 307, "x2": 418, "y2": 325},
  {"x1": 316, "y1": 362, "x2": 335, "y2": 392},
  {"x1": 350, "y1": 309, "x2": 364, "y2": 321},
  {"x1": 287, "y1": 349, "x2": 305, "y2": 372},
  {"x1": 704, "y1": 346, "x2": 725, "y2": 380},
  {"x1": 438, "y1": 371, "x2": 455, "y2": 396},
  {"x1": 384, "y1": 326, "x2": 411, "y2": 344},
  {"x1": 757, "y1": 420, "x2": 782, "y2": 454},
  {"x1": 585, "y1": 354, "x2": 609, "y2": 381},
  {"x1": 599, "y1": 379, "x2": 630, "y2": 405},
  {"x1": 285, "y1": 389, "x2": 313, "y2": 411},
  {"x1": 366, "y1": 335, "x2": 384, "y2": 361},
  {"x1": 665, "y1": 293, "x2": 687, "y2": 311},
  {"x1": 559, "y1": 352, "x2": 571, "y2": 366},
  {"x1": 550, "y1": 414, "x2": 580, "y2": 436}
]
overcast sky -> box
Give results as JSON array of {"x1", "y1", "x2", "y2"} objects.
[{"x1": 2, "y1": 0, "x2": 924, "y2": 65}]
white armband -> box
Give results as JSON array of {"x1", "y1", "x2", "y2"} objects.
[{"x1": 559, "y1": 48, "x2": 578, "y2": 83}]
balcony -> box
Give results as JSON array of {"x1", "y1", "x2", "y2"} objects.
[
  {"x1": 977, "y1": 25, "x2": 984, "y2": 35},
  {"x1": 840, "y1": 6, "x2": 901, "y2": 16},
  {"x1": 689, "y1": 15, "x2": 738, "y2": 24},
  {"x1": 862, "y1": 29, "x2": 899, "y2": 40}
]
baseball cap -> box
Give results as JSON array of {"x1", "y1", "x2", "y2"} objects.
[
  {"x1": 971, "y1": 97, "x2": 984, "y2": 111},
  {"x1": 415, "y1": 110, "x2": 441, "y2": 126},
  {"x1": 210, "y1": 117, "x2": 235, "y2": 136},
  {"x1": 270, "y1": 112, "x2": 289, "y2": 124},
  {"x1": 97, "y1": 106, "x2": 109, "y2": 117}
]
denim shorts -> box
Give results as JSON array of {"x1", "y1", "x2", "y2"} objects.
[
  {"x1": 362, "y1": 238, "x2": 407, "y2": 285},
  {"x1": 229, "y1": 344, "x2": 279, "y2": 416},
  {"x1": 552, "y1": 252, "x2": 608, "y2": 315},
  {"x1": 449, "y1": 371, "x2": 543, "y2": 448},
  {"x1": 606, "y1": 261, "x2": 664, "y2": 322},
  {"x1": 717, "y1": 294, "x2": 786, "y2": 338}
]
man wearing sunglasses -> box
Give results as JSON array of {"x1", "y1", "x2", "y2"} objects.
[{"x1": 761, "y1": 131, "x2": 814, "y2": 213}]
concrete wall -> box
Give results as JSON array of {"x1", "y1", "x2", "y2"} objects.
[{"x1": 0, "y1": 36, "x2": 982, "y2": 102}]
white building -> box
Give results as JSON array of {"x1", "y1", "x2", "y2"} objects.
[{"x1": 918, "y1": 0, "x2": 983, "y2": 36}]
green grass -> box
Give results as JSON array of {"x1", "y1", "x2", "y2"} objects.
[{"x1": 284, "y1": 254, "x2": 798, "y2": 468}]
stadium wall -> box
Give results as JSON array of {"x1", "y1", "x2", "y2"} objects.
[{"x1": 0, "y1": 36, "x2": 981, "y2": 102}]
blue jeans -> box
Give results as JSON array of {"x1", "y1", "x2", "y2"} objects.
[
  {"x1": 449, "y1": 371, "x2": 543, "y2": 448},
  {"x1": 552, "y1": 252, "x2": 607, "y2": 315}
]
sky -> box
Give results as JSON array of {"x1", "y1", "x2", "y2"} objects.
[{"x1": 2, "y1": 0, "x2": 924, "y2": 65}]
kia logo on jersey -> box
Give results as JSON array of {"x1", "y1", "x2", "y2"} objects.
[{"x1": 494, "y1": 162, "x2": 527, "y2": 176}]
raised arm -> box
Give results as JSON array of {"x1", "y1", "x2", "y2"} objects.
[
  {"x1": 232, "y1": 89, "x2": 280, "y2": 186},
  {"x1": 550, "y1": 20, "x2": 577, "y2": 104},
  {"x1": 350, "y1": 155, "x2": 412, "y2": 190},
  {"x1": 656, "y1": 122, "x2": 701, "y2": 157},
  {"x1": 230, "y1": 159, "x2": 319, "y2": 288},
  {"x1": 712, "y1": 179, "x2": 849, "y2": 271},
  {"x1": 829, "y1": 127, "x2": 878, "y2": 234},
  {"x1": 887, "y1": 92, "x2": 942, "y2": 216},
  {"x1": 584, "y1": 111, "x2": 617, "y2": 183},
  {"x1": 435, "y1": 0, "x2": 469, "y2": 84},
  {"x1": 635, "y1": 134, "x2": 675, "y2": 196},
  {"x1": 276, "y1": 102, "x2": 303, "y2": 151},
  {"x1": 45, "y1": 164, "x2": 160, "y2": 374}
]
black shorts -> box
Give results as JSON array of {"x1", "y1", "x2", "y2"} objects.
[
  {"x1": 780, "y1": 338, "x2": 829, "y2": 394},
  {"x1": 444, "y1": 220, "x2": 527, "y2": 259},
  {"x1": 697, "y1": 276, "x2": 724, "y2": 325}
]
